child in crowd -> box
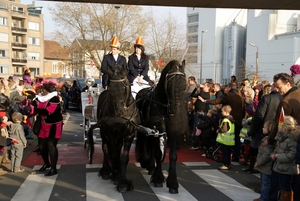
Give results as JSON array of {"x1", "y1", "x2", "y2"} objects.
[
  {"x1": 195, "y1": 109, "x2": 217, "y2": 151},
  {"x1": 270, "y1": 115, "x2": 297, "y2": 201},
  {"x1": 216, "y1": 105, "x2": 235, "y2": 170},
  {"x1": 239, "y1": 105, "x2": 254, "y2": 165},
  {"x1": 9, "y1": 112, "x2": 27, "y2": 173},
  {"x1": 253, "y1": 121, "x2": 276, "y2": 201}
]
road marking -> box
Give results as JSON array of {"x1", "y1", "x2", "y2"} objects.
[
  {"x1": 193, "y1": 169, "x2": 259, "y2": 201},
  {"x1": 32, "y1": 165, "x2": 61, "y2": 171},
  {"x1": 182, "y1": 162, "x2": 210, "y2": 166},
  {"x1": 86, "y1": 172, "x2": 124, "y2": 201},
  {"x1": 86, "y1": 164, "x2": 102, "y2": 169},
  {"x1": 141, "y1": 170, "x2": 198, "y2": 201},
  {"x1": 12, "y1": 174, "x2": 57, "y2": 201}
]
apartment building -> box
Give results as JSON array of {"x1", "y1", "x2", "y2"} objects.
[{"x1": 0, "y1": 0, "x2": 44, "y2": 79}]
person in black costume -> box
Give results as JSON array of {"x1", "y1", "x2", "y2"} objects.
[
  {"x1": 101, "y1": 36, "x2": 127, "y2": 89},
  {"x1": 127, "y1": 36, "x2": 151, "y2": 85}
]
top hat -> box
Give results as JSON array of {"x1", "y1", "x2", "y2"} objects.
[{"x1": 110, "y1": 36, "x2": 120, "y2": 49}]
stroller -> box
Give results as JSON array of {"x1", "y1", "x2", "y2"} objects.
[{"x1": 205, "y1": 141, "x2": 222, "y2": 162}]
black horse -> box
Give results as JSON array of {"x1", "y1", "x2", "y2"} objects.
[
  {"x1": 87, "y1": 64, "x2": 140, "y2": 193},
  {"x1": 135, "y1": 60, "x2": 189, "y2": 194}
]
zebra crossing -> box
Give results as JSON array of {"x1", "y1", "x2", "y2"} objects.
[{"x1": 2, "y1": 162, "x2": 261, "y2": 201}]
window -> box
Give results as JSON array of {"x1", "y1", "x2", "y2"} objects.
[
  {"x1": 0, "y1": 65, "x2": 9, "y2": 74},
  {"x1": 187, "y1": 35, "x2": 198, "y2": 43},
  {"x1": 188, "y1": 15, "x2": 199, "y2": 23},
  {"x1": 0, "y1": 3, "x2": 7, "y2": 10},
  {"x1": 0, "y1": 50, "x2": 8, "y2": 58},
  {"x1": 0, "y1": 17, "x2": 7, "y2": 26},
  {"x1": 187, "y1": 46, "x2": 198, "y2": 54},
  {"x1": 28, "y1": 52, "x2": 40, "y2": 60},
  {"x1": 29, "y1": 67, "x2": 39, "y2": 76},
  {"x1": 52, "y1": 63, "x2": 58, "y2": 73},
  {"x1": 187, "y1": 56, "x2": 197, "y2": 63},
  {"x1": 62, "y1": 63, "x2": 67, "y2": 74},
  {"x1": 28, "y1": 22, "x2": 39, "y2": 31},
  {"x1": 0, "y1": 33, "x2": 8, "y2": 42},
  {"x1": 188, "y1": 25, "x2": 198, "y2": 33},
  {"x1": 28, "y1": 37, "x2": 40, "y2": 45},
  {"x1": 13, "y1": 51, "x2": 26, "y2": 59}
]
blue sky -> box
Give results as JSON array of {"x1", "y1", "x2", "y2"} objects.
[{"x1": 21, "y1": 0, "x2": 187, "y2": 35}]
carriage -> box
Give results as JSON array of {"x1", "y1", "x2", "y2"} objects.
[{"x1": 81, "y1": 78, "x2": 105, "y2": 163}]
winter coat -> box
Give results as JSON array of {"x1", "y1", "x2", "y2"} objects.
[
  {"x1": 191, "y1": 88, "x2": 210, "y2": 113},
  {"x1": 101, "y1": 53, "x2": 127, "y2": 88},
  {"x1": 290, "y1": 128, "x2": 300, "y2": 169},
  {"x1": 0, "y1": 93, "x2": 10, "y2": 112},
  {"x1": 273, "y1": 131, "x2": 297, "y2": 175},
  {"x1": 255, "y1": 136, "x2": 275, "y2": 175},
  {"x1": 127, "y1": 54, "x2": 150, "y2": 84},
  {"x1": 196, "y1": 115, "x2": 216, "y2": 139},
  {"x1": 205, "y1": 90, "x2": 245, "y2": 127},
  {"x1": 269, "y1": 87, "x2": 300, "y2": 144},
  {"x1": 9, "y1": 122, "x2": 27, "y2": 146},
  {"x1": 250, "y1": 91, "x2": 282, "y2": 149}
]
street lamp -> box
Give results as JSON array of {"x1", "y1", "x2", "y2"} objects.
[
  {"x1": 200, "y1": 30, "x2": 208, "y2": 83},
  {"x1": 249, "y1": 43, "x2": 258, "y2": 77},
  {"x1": 115, "y1": 6, "x2": 120, "y2": 36}
]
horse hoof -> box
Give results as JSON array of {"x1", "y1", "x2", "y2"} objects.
[
  {"x1": 169, "y1": 188, "x2": 178, "y2": 194},
  {"x1": 154, "y1": 183, "x2": 163, "y2": 188},
  {"x1": 102, "y1": 174, "x2": 110, "y2": 180}
]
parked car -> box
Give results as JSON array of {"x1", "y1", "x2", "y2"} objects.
[{"x1": 61, "y1": 78, "x2": 101, "y2": 112}]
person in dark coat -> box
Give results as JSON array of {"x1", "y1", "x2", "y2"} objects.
[
  {"x1": 190, "y1": 82, "x2": 211, "y2": 150},
  {"x1": 199, "y1": 82, "x2": 245, "y2": 162},
  {"x1": 128, "y1": 37, "x2": 151, "y2": 85},
  {"x1": 101, "y1": 36, "x2": 127, "y2": 89},
  {"x1": 195, "y1": 109, "x2": 217, "y2": 150},
  {"x1": 245, "y1": 84, "x2": 282, "y2": 174}
]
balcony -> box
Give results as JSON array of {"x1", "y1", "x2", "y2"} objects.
[
  {"x1": 11, "y1": 27, "x2": 27, "y2": 34},
  {"x1": 11, "y1": 10, "x2": 26, "y2": 18},
  {"x1": 12, "y1": 42, "x2": 27, "y2": 49},
  {"x1": 12, "y1": 58, "x2": 27, "y2": 64}
]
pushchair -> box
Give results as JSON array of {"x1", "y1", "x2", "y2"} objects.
[{"x1": 205, "y1": 141, "x2": 222, "y2": 162}]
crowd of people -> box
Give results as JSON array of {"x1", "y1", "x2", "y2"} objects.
[
  {"x1": 0, "y1": 68, "x2": 64, "y2": 176},
  {"x1": 186, "y1": 64, "x2": 300, "y2": 200}
]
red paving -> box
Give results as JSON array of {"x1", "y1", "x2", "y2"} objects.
[{"x1": 22, "y1": 145, "x2": 212, "y2": 166}]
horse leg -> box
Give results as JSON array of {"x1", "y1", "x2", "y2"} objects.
[
  {"x1": 98, "y1": 139, "x2": 111, "y2": 180},
  {"x1": 166, "y1": 137, "x2": 179, "y2": 194},
  {"x1": 151, "y1": 137, "x2": 165, "y2": 188},
  {"x1": 116, "y1": 135, "x2": 134, "y2": 193}
]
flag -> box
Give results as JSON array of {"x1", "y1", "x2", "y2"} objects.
[
  {"x1": 253, "y1": 76, "x2": 258, "y2": 83},
  {"x1": 279, "y1": 107, "x2": 285, "y2": 126}
]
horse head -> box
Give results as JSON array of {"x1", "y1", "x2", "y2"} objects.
[
  {"x1": 161, "y1": 60, "x2": 186, "y2": 116},
  {"x1": 107, "y1": 64, "x2": 132, "y2": 116}
]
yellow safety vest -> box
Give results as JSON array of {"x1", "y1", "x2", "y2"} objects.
[
  {"x1": 216, "y1": 118, "x2": 235, "y2": 146},
  {"x1": 239, "y1": 117, "x2": 252, "y2": 138}
]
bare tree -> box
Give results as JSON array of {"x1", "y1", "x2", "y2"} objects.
[
  {"x1": 48, "y1": 3, "x2": 149, "y2": 73},
  {"x1": 145, "y1": 10, "x2": 187, "y2": 73}
]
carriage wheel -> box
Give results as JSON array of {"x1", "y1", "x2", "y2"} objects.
[
  {"x1": 213, "y1": 155, "x2": 218, "y2": 161},
  {"x1": 87, "y1": 141, "x2": 94, "y2": 164}
]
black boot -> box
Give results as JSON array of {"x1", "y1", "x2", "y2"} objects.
[
  {"x1": 39, "y1": 164, "x2": 51, "y2": 172},
  {"x1": 240, "y1": 154, "x2": 250, "y2": 166},
  {"x1": 45, "y1": 168, "x2": 57, "y2": 176}
]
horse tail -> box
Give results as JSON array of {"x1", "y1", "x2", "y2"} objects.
[{"x1": 135, "y1": 129, "x2": 150, "y2": 169}]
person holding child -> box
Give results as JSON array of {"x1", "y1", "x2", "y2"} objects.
[
  {"x1": 270, "y1": 115, "x2": 297, "y2": 201},
  {"x1": 9, "y1": 112, "x2": 27, "y2": 173},
  {"x1": 195, "y1": 109, "x2": 217, "y2": 151},
  {"x1": 216, "y1": 105, "x2": 235, "y2": 170},
  {"x1": 253, "y1": 121, "x2": 276, "y2": 201}
]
